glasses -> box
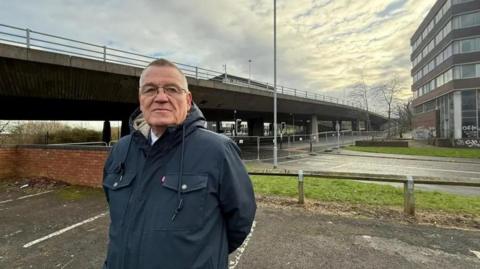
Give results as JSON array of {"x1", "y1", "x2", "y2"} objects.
[{"x1": 140, "y1": 84, "x2": 187, "y2": 97}]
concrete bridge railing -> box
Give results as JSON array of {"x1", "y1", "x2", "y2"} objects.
[{"x1": 0, "y1": 23, "x2": 386, "y2": 116}]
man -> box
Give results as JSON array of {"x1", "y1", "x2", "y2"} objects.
[{"x1": 103, "y1": 59, "x2": 256, "y2": 269}]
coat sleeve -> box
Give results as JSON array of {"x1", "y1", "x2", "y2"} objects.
[
  {"x1": 219, "y1": 140, "x2": 257, "y2": 253},
  {"x1": 103, "y1": 147, "x2": 114, "y2": 204}
]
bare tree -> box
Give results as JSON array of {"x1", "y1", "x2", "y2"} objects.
[
  {"x1": 377, "y1": 75, "x2": 403, "y2": 137},
  {"x1": 349, "y1": 77, "x2": 376, "y2": 131},
  {"x1": 393, "y1": 99, "x2": 413, "y2": 138},
  {"x1": 0, "y1": 121, "x2": 10, "y2": 144},
  {"x1": 0, "y1": 121, "x2": 9, "y2": 133}
]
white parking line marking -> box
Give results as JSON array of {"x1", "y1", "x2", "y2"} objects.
[
  {"x1": 0, "y1": 190, "x2": 54, "y2": 205},
  {"x1": 17, "y1": 190, "x2": 54, "y2": 200},
  {"x1": 470, "y1": 250, "x2": 480, "y2": 259},
  {"x1": 3, "y1": 230, "x2": 22, "y2": 238},
  {"x1": 23, "y1": 212, "x2": 108, "y2": 248},
  {"x1": 0, "y1": 199, "x2": 14, "y2": 204},
  {"x1": 229, "y1": 220, "x2": 256, "y2": 269}
]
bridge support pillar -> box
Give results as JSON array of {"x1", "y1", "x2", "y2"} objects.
[
  {"x1": 248, "y1": 118, "x2": 264, "y2": 136},
  {"x1": 102, "y1": 120, "x2": 111, "y2": 145},
  {"x1": 352, "y1": 120, "x2": 358, "y2": 131},
  {"x1": 121, "y1": 119, "x2": 130, "y2": 137},
  {"x1": 311, "y1": 115, "x2": 318, "y2": 142},
  {"x1": 216, "y1": 121, "x2": 221, "y2": 133}
]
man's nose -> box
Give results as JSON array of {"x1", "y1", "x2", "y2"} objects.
[{"x1": 153, "y1": 89, "x2": 169, "y2": 101}]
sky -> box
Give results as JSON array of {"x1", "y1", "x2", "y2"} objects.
[{"x1": 0, "y1": 0, "x2": 436, "y2": 116}]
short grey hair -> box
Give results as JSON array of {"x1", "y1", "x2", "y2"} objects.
[{"x1": 139, "y1": 58, "x2": 189, "y2": 91}]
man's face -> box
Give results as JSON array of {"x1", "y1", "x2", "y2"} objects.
[{"x1": 139, "y1": 66, "x2": 192, "y2": 133}]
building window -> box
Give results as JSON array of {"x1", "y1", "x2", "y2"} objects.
[
  {"x1": 454, "y1": 63, "x2": 480, "y2": 79},
  {"x1": 453, "y1": 0, "x2": 474, "y2": 4},
  {"x1": 444, "y1": 68, "x2": 453, "y2": 82},
  {"x1": 425, "y1": 100, "x2": 436, "y2": 112},
  {"x1": 454, "y1": 11, "x2": 480, "y2": 29},
  {"x1": 414, "y1": 105, "x2": 423, "y2": 114},
  {"x1": 461, "y1": 90, "x2": 478, "y2": 138}
]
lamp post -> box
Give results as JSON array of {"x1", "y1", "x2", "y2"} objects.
[
  {"x1": 223, "y1": 64, "x2": 227, "y2": 81},
  {"x1": 233, "y1": 109, "x2": 237, "y2": 137},
  {"x1": 273, "y1": 0, "x2": 278, "y2": 168},
  {"x1": 291, "y1": 113, "x2": 295, "y2": 142},
  {"x1": 248, "y1": 59, "x2": 252, "y2": 86}
]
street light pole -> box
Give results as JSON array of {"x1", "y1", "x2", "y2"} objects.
[
  {"x1": 223, "y1": 64, "x2": 227, "y2": 81},
  {"x1": 233, "y1": 109, "x2": 237, "y2": 137},
  {"x1": 291, "y1": 113, "x2": 295, "y2": 142},
  {"x1": 248, "y1": 59, "x2": 252, "y2": 86},
  {"x1": 273, "y1": 0, "x2": 278, "y2": 168}
]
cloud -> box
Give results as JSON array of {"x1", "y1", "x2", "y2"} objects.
[{"x1": 0, "y1": 0, "x2": 436, "y2": 110}]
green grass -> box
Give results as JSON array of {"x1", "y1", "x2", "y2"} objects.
[
  {"x1": 55, "y1": 186, "x2": 103, "y2": 201},
  {"x1": 347, "y1": 146, "x2": 480, "y2": 159},
  {"x1": 251, "y1": 175, "x2": 480, "y2": 215}
]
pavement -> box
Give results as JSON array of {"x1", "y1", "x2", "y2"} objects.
[
  {"x1": 331, "y1": 149, "x2": 480, "y2": 164},
  {"x1": 1, "y1": 179, "x2": 480, "y2": 269}
]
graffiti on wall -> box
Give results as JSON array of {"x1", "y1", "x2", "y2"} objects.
[
  {"x1": 455, "y1": 139, "x2": 480, "y2": 148},
  {"x1": 413, "y1": 127, "x2": 436, "y2": 140},
  {"x1": 462, "y1": 125, "x2": 478, "y2": 139}
]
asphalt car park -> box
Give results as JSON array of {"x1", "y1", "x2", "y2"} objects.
[{"x1": 1, "y1": 179, "x2": 479, "y2": 269}]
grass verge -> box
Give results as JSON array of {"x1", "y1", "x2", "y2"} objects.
[
  {"x1": 346, "y1": 145, "x2": 480, "y2": 159},
  {"x1": 251, "y1": 175, "x2": 480, "y2": 216},
  {"x1": 55, "y1": 185, "x2": 103, "y2": 201}
]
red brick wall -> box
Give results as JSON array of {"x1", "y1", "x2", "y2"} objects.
[
  {"x1": 0, "y1": 147, "x2": 18, "y2": 179},
  {"x1": 413, "y1": 110, "x2": 437, "y2": 129},
  {"x1": 0, "y1": 145, "x2": 109, "y2": 187}
]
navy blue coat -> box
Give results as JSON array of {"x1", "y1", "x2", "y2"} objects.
[{"x1": 103, "y1": 104, "x2": 256, "y2": 269}]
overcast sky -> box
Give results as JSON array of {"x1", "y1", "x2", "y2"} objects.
[{"x1": 1, "y1": 0, "x2": 435, "y2": 109}]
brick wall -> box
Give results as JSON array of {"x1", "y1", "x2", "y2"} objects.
[
  {"x1": 0, "y1": 147, "x2": 18, "y2": 179},
  {"x1": 0, "y1": 145, "x2": 110, "y2": 187},
  {"x1": 413, "y1": 110, "x2": 437, "y2": 129}
]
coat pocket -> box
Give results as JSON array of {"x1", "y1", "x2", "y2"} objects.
[
  {"x1": 103, "y1": 172, "x2": 136, "y2": 228},
  {"x1": 154, "y1": 174, "x2": 208, "y2": 231}
]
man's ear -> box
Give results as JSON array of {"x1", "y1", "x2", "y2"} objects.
[{"x1": 187, "y1": 92, "x2": 193, "y2": 110}]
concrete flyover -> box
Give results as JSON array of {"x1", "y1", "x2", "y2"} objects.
[{"x1": 0, "y1": 42, "x2": 388, "y2": 137}]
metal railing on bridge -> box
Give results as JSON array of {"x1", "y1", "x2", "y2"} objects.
[
  {"x1": 229, "y1": 130, "x2": 386, "y2": 161},
  {"x1": 0, "y1": 23, "x2": 386, "y2": 116}
]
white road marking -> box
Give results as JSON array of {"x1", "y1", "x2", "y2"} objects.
[
  {"x1": 229, "y1": 220, "x2": 256, "y2": 269},
  {"x1": 60, "y1": 257, "x2": 75, "y2": 269},
  {"x1": 0, "y1": 199, "x2": 14, "y2": 204},
  {"x1": 379, "y1": 164, "x2": 480, "y2": 175},
  {"x1": 327, "y1": 163, "x2": 348, "y2": 170},
  {"x1": 0, "y1": 190, "x2": 54, "y2": 205},
  {"x1": 285, "y1": 157, "x2": 480, "y2": 176},
  {"x1": 23, "y1": 212, "x2": 108, "y2": 248},
  {"x1": 3, "y1": 229, "x2": 22, "y2": 238},
  {"x1": 17, "y1": 190, "x2": 54, "y2": 200},
  {"x1": 470, "y1": 250, "x2": 480, "y2": 259}
]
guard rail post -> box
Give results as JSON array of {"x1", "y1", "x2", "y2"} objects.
[
  {"x1": 404, "y1": 176, "x2": 415, "y2": 216},
  {"x1": 298, "y1": 170, "x2": 304, "y2": 204},
  {"x1": 287, "y1": 135, "x2": 290, "y2": 157},
  {"x1": 257, "y1": 136, "x2": 260, "y2": 161},
  {"x1": 309, "y1": 135, "x2": 313, "y2": 152}
]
